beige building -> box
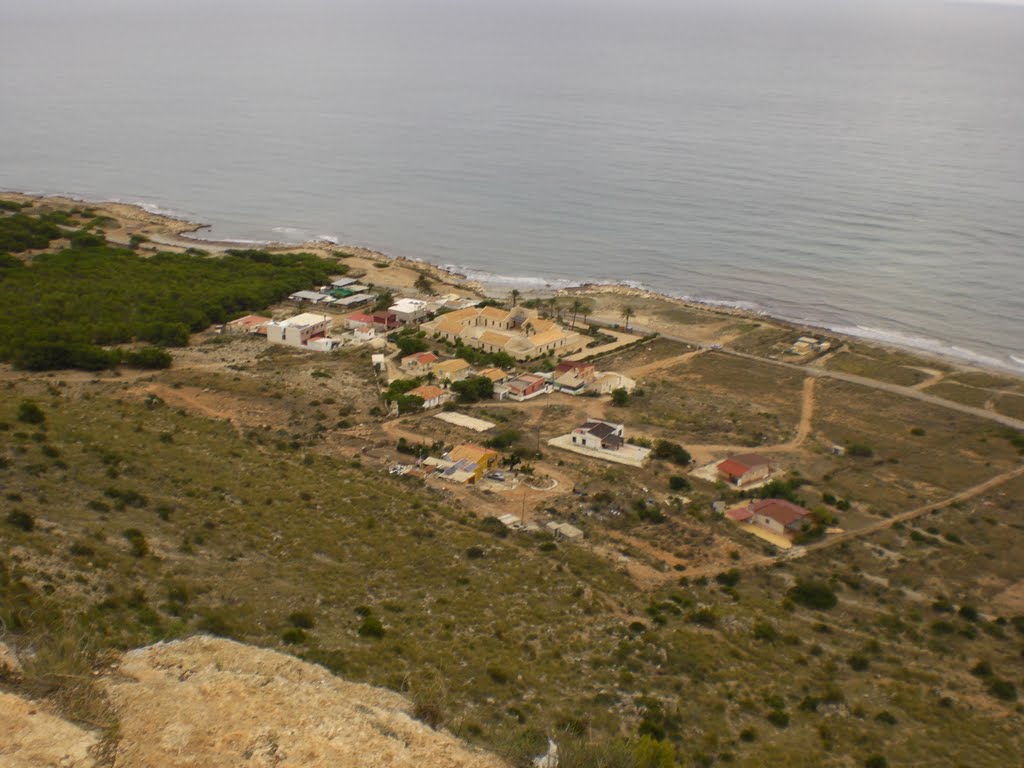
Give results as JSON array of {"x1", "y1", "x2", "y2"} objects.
[
  {"x1": 421, "y1": 307, "x2": 585, "y2": 361},
  {"x1": 432, "y1": 358, "x2": 472, "y2": 382}
]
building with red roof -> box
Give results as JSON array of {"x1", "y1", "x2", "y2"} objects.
[
  {"x1": 747, "y1": 498, "x2": 810, "y2": 537},
  {"x1": 717, "y1": 453, "x2": 772, "y2": 487}
]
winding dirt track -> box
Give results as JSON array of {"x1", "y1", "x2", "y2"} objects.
[{"x1": 624, "y1": 463, "x2": 1024, "y2": 587}]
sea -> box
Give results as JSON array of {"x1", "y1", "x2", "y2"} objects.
[{"x1": 1, "y1": 0, "x2": 1022, "y2": 371}]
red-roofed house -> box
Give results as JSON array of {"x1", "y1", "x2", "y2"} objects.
[
  {"x1": 407, "y1": 385, "x2": 452, "y2": 410},
  {"x1": 717, "y1": 453, "x2": 772, "y2": 487},
  {"x1": 747, "y1": 498, "x2": 810, "y2": 537},
  {"x1": 401, "y1": 351, "x2": 440, "y2": 373},
  {"x1": 346, "y1": 312, "x2": 375, "y2": 329}
]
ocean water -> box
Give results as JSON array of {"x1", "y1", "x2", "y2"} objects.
[{"x1": 1, "y1": 0, "x2": 1022, "y2": 370}]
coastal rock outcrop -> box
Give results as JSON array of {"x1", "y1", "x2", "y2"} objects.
[{"x1": 0, "y1": 636, "x2": 508, "y2": 768}]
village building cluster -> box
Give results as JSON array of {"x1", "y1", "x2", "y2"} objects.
[{"x1": 226, "y1": 268, "x2": 834, "y2": 557}]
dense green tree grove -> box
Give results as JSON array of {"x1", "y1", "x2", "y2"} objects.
[
  {"x1": 0, "y1": 235, "x2": 333, "y2": 370},
  {"x1": 0, "y1": 211, "x2": 64, "y2": 253}
]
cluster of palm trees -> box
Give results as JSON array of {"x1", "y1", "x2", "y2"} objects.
[{"x1": 510, "y1": 290, "x2": 636, "y2": 332}]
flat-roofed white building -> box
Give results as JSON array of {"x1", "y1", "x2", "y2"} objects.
[
  {"x1": 389, "y1": 298, "x2": 430, "y2": 324},
  {"x1": 266, "y1": 313, "x2": 332, "y2": 349}
]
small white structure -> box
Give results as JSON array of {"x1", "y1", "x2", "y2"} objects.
[
  {"x1": 571, "y1": 419, "x2": 624, "y2": 451},
  {"x1": 352, "y1": 326, "x2": 378, "y2": 343},
  {"x1": 266, "y1": 313, "x2": 333, "y2": 350},
  {"x1": 389, "y1": 298, "x2": 429, "y2": 324},
  {"x1": 548, "y1": 418, "x2": 651, "y2": 467}
]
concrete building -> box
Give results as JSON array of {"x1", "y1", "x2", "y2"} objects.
[
  {"x1": 389, "y1": 298, "x2": 430, "y2": 325},
  {"x1": 266, "y1": 313, "x2": 333, "y2": 350},
  {"x1": 570, "y1": 419, "x2": 624, "y2": 451}
]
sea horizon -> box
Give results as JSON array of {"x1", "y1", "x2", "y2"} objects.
[{"x1": 2, "y1": 0, "x2": 1022, "y2": 373}]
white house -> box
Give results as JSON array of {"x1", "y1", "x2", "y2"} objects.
[
  {"x1": 266, "y1": 313, "x2": 332, "y2": 349},
  {"x1": 389, "y1": 298, "x2": 430, "y2": 325},
  {"x1": 570, "y1": 419, "x2": 625, "y2": 451}
]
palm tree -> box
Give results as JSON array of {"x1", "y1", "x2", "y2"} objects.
[
  {"x1": 577, "y1": 301, "x2": 593, "y2": 329},
  {"x1": 414, "y1": 273, "x2": 433, "y2": 295},
  {"x1": 620, "y1": 305, "x2": 635, "y2": 332},
  {"x1": 510, "y1": 289, "x2": 521, "y2": 308},
  {"x1": 569, "y1": 298, "x2": 583, "y2": 329},
  {"x1": 545, "y1": 297, "x2": 558, "y2": 319}
]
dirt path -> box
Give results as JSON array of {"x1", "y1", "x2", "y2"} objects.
[
  {"x1": 911, "y1": 367, "x2": 947, "y2": 390},
  {"x1": 801, "y1": 464, "x2": 1024, "y2": 554},
  {"x1": 715, "y1": 347, "x2": 1024, "y2": 431},
  {"x1": 627, "y1": 349, "x2": 705, "y2": 379},
  {"x1": 786, "y1": 376, "x2": 816, "y2": 449},
  {"x1": 137, "y1": 383, "x2": 279, "y2": 432}
]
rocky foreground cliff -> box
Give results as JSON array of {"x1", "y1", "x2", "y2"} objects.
[{"x1": 0, "y1": 636, "x2": 508, "y2": 768}]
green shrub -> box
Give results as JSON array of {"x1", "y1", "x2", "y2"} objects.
[
  {"x1": 752, "y1": 620, "x2": 778, "y2": 643},
  {"x1": 958, "y1": 605, "x2": 979, "y2": 622},
  {"x1": 788, "y1": 581, "x2": 837, "y2": 610},
  {"x1": 970, "y1": 659, "x2": 993, "y2": 677},
  {"x1": 668, "y1": 475, "x2": 690, "y2": 492},
  {"x1": 486, "y1": 666, "x2": 509, "y2": 684},
  {"x1": 451, "y1": 376, "x2": 494, "y2": 403},
  {"x1": 358, "y1": 615, "x2": 385, "y2": 638},
  {"x1": 652, "y1": 440, "x2": 691, "y2": 466},
  {"x1": 287, "y1": 610, "x2": 316, "y2": 629},
  {"x1": 16, "y1": 400, "x2": 45, "y2": 424},
  {"x1": 715, "y1": 569, "x2": 740, "y2": 587},
  {"x1": 988, "y1": 679, "x2": 1017, "y2": 701},
  {"x1": 6, "y1": 509, "x2": 35, "y2": 531},
  {"x1": 847, "y1": 654, "x2": 870, "y2": 671},
  {"x1": 766, "y1": 709, "x2": 790, "y2": 728},
  {"x1": 122, "y1": 528, "x2": 148, "y2": 557},
  {"x1": 281, "y1": 627, "x2": 308, "y2": 645},
  {"x1": 197, "y1": 612, "x2": 234, "y2": 638}
]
